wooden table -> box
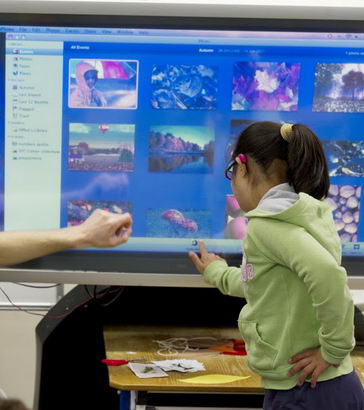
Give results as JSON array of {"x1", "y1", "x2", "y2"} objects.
[
  {"x1": 104, "y1": 324, "x2": 262, "y2": 393},
  {"x1": 104, "y1": 325, "x2": 364, "y2": 408}
]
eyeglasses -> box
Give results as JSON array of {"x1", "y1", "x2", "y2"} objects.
[
  {"x1": 224, "y1": 159, "x2": 237, "y2": 180},
  {"x1": 224, "y1": 154, "x2": 248, "y2": 181}
]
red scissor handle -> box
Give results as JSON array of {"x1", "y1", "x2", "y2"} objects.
[{"x1": 102, "y1": 359, "x2": 129, "y2": 366}]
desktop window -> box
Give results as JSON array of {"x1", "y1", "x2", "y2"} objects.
[{"x1": 1, "y1": 25, "x2": 364, "y2": 259}]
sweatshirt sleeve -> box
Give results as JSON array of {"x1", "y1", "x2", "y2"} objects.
[
  {"x1": 250, "y1": 220, "x2": 355, "y2": 365},
  {"x1": 203, "y1": 260, "x2": 245, "y2": 298}
]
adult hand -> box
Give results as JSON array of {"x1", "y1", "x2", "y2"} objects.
[
  {"x1": 287, "y1": 348, "x2": 332, "y2": 388},
  {"x1": 188, "y1": 241, "x2": 225, "y2": 274},
  {"x1": 74, "y1": 209, "x2": 132, "y2": 248}
]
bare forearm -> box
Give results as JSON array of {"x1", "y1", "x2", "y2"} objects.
[
  {"x1": 0, "y1": 227, "x2": 83, "y2": 266},
  {"x1": 0, "y1": 210, "x2": 132, "y2": 267}
]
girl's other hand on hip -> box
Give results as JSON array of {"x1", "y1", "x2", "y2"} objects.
[{"x1": 287, "y1": 348, "x2": 332, "y2": 388}]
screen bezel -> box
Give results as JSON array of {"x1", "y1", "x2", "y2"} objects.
[{"x1": 2, "y1": 12, "x2": 364, "y2": 276}]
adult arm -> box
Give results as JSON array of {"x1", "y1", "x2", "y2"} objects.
[{"x1": 0, "y1": 209, "x2": 132, "y2": 266}]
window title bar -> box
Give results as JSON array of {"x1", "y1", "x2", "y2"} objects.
[{"x1": 1, "y1": 25, "x2": 364, "y2": 41}]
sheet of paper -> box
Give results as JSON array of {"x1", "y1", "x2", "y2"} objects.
[
  {"x1": 179, "y1": 374, "x2": 251, "y2": 384},
  {"x1": 152, "y1": 359, "x2": 205, "y2": 373},
  {"x1": 127, "y1": 362, "x2": 168, "y2": 378}
]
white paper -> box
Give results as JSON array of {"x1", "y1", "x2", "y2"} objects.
[
  {"x1": 152, "y1": 359, "x2": 206, "y2": 373},
  {"x1": 127, "y1": 362, "x2": 168, "y2": 378}
]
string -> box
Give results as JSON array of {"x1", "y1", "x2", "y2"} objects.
[{"x1": 153, "y1": 336, "x2": 226, "y2": 356}]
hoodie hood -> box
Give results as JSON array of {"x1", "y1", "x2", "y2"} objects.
[
  {"x1": 256, "y1": 182, "x2": 299, "y2": 213},
  {"x1": 75, "y1": 61, "x2": 96, "y2": 92},
  {"x1": 246, "y1": 183, "x2": 340, "y2": 259}
]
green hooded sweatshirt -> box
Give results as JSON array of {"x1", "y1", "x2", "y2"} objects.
[{"x1": 204, "y1": 183, "x2": 355, "y2": 389}]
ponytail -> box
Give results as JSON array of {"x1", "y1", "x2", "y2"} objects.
[
  {"x1": 288, "y1": 124, "x2": 329, "y2": 199},
  {"x1": 232, "y1": 121, "x2": 330, "y2": 200}
]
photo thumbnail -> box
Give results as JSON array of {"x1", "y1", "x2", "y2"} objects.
[
  {"x1": 67, "y1": 200, "x2": 132, "y2": 226},
  {"x1": 151, "y1": 64, "x2": 218, "y2": 110},
  {"x1": 69, "y1": 123, "x2": 135, "y2": 172},
  {"x1": 149, "y1": 125, "x2": 214, "y2": 173},
  {"x1": 146, "y1": 208, "x2": 212, "y2": 238},
  {"x1": 226, "y1": 120, "x2": 255, "y2": 162},
  {"x1": 313, "y1": 63, "x2": 364, "y2": 112},
  {"x1": 69, "y1": 59, "x2": 138, "y2": 109},
  {"x1": 323, "y1": 140, "x2": 364, "y2": 177},
  {"x1": 326, "y1": 185, "x2": 361, "y2": 242},
  {"x1": 232, "y1": 62, "x2": 300, "y2": 111},
  {"x1": 224, "y1": 195, "x2": 248, "y2": 240}
]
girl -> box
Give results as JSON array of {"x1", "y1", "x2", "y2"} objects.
[{"x1": 189, "y1": 121, "x2": 364, "y2": 409}]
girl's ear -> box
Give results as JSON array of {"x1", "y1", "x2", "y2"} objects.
[{"x1": 235, "y1": 156, "x2": 247, "y2": 176}]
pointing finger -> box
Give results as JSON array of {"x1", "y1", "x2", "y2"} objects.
[
  {"x1": 199, "y1": 240, "x2": 208, "y2": 257},
  {"x1": 189, "y1": 251, "x2": 204, "y2": 273}
]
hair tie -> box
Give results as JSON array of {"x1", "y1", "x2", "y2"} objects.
[{"x1": 280, "y1": 123, "x2": 294, "y2": 142}]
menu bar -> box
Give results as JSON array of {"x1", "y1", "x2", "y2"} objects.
[{"x1": 1, "y1": 26, "x2": 364, "y2": 41}]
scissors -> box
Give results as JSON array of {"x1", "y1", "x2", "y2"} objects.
[{"x1": 102, "y1": 359, "x2": 146, "y2": 366}]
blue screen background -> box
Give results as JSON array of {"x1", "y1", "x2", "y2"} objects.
[{"x1": 2, "y1": 30, "x2": 364, "y2": 256}]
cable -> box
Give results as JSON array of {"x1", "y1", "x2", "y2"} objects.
[
  {"x1": 0, "y1": 286, "x2": 47, "y2": 317},
  {"x1": 83, "y1": 284, "x2": 125, "y2": 307},
  {"x1": 0, "y1": 285, "x2": 123, "y2": 319},
  {"x1": 15, "y1": 283, "x2": 62, "y2": 289},
  {"x1": 84, "y1": 284, "x2": 95, "y2": 299},
  {"x1": 98, "y1": 286, "x2": 125, "y2": 307}
]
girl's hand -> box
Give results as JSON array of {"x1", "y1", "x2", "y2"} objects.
[
  {"x1": 287, "y1": 348, "x2": 332, "y2": 388},
  {"x1": 189, "y1": 241, "x2": 225, "y2": 274}
]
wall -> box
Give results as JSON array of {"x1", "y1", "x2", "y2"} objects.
[
  {"x1": 0, "y1": 285, "x2": 74, "y2": 409},
  {"x1": 0, "y1": 311, "x2": 42, "y2": 408}
]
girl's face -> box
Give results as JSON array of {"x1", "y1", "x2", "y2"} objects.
[
  {"x1": 231, "y1": 156, "x2": 290, "y2": 213},
  {"x1": 231, "y1": 159, "x2": 255, "y2": 213}
]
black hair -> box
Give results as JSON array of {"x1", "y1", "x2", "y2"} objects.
[{"x1": 232, "y1": 121, "x2": 330, "y2": 199}]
